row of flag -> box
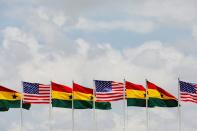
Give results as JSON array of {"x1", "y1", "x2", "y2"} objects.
[{"x1": 0, "y1": 80, "x2": 197, "y2": 112}]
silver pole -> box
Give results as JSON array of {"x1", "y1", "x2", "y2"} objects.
[
  {"x1": 72, "y1": 81, "x2": 75, "y2": 131},
  {"x1": 20, "y1": 82, "x2": 23, "y2": 131},
  {"x1": 20, "y1": 93, "x2": 23, "y2": 131},
  {"x1": 123, "y1": 78, "x2": 127, "y2": 131},
  {"x1": 178, "y1": 78, "x2": 181, "y2": 131},
  {"x1": 145, "y1": 79, "x2": 149, "y2": 131},
  {"x1": 49, "y1": 81, "x2": 53, "y2": 131},
  {"x1": 93, "y1": 80, "x2": 97, "y2": 131}
]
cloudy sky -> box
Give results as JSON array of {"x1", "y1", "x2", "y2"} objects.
[{"x1": 1, "y1": 0, "x2": 197, "y2": 131}]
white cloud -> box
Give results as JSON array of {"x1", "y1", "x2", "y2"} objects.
[
  {"x1": 36, "y1": 7, "x2": 67, "y2": 27},
  {"x1": 52, "y1": 14, "x2": 66, "y2": 27},
  {"x1": 0, "y1": 27, "x2": 41, "y2": 87},
  {"x1": 76, "y1": 38, "x2": 90, "y2": 56},
  {"x1": 123, "y1": 41, "x2": 183, "y2": 70},
  {"x1": 75, "y1": 17, "x2": 155, "y2": 33},
  {"x1": 36, "y1": 7, "x2": 50, "y2": 21},
  {"x1": 2, "y1": 27, "x2": 39, "y2": 53},
  {"x1": 128, "y1": 0, "x2": 197, "y2": 24},
  {"x1": 192, "y1": 25, "x2": 197, "y2": 41}
]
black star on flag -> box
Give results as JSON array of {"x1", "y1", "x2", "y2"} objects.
[
  {"x1": 144, "y1": 91, "x2": 148, "y2": 98},
  {"x1": 90, "y1": 96, "x2": 94, "y2": 100},
  {"x1": 12, "y1": 94, "x2": 18, "y2": 99},
  {"x1": 69, "y1": 95, "x2": 72, "y2": 100}
]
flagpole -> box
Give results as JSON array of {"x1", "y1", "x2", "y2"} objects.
[
  {"x1": 20, "y1": 97, "x2": 23, "y2": 131},
  {"x1": 178, "y1": 78, "x2": 181, "y2": 131},
  {"x1": 145, "y1": 79, "x2": 149, "y2": 131},
  {"x1": 49, "y1": 81, "x2": 53, "y2": 131},
  {"x1": 72, "y1": 80, "x2": 75, "y2": 131},
  {"x1": 20, "y1": 81, "x2": 23, "y2": 131},
  {"x1": 123, "y1": 78, "x2": 127, "y2": 131},
  {"x1": 93, "y1": 79, "x2": 97, "y2": 131}
]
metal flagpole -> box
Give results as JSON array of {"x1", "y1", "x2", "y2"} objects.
[
  {"x1": 145, "y1": 79, "x2": 149, "y2": 131},
  {"x1": 93, "y1": 80, "x2": 97, "y2": 131},
  {"x1": 49, "y1": 81, "x2": 53, "y2": 131},
  {"x1": 178, "y1": 78, "x2": 181, "y2": 131},
  {"x1": 72, "y1": 80, "x2": 75, "y2": 131},
  {"x1": 20, "y1": 81, "x2": 23, "y2": 131},
  {"x1": 123, "y1": 78, "x2": 127, "y2": 131}
]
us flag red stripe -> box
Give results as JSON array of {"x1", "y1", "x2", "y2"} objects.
[
  {"x1": 23, "y1": 82, "x2": 51, "y2": 104},
  {"x1": 179, "y1": 80, "x2": 197, "y2": 104},
  {"x1": 95, "y1": 81, "x2": 124, "y2": 102}
]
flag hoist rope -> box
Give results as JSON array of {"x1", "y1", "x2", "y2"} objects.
[{"x1": 178, "y1": 78, "x2": 181, "y2": 131}]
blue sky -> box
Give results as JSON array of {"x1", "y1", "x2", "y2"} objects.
[{"x1": 1, "y1": 0, "x2": 197, "y2": 131}]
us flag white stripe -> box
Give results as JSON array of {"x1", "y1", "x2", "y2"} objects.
[
  {"x1": 96, "y1": 93, "x2": 124, "y2": 98},
  {"x1": 96, "y1": 96, "x2": 124, "y2": 100},
  {"x1": 39, "y1": 88, "x2": 50, "y2": 90},
  {"x1": 181, "y1": 97, "x2": 197, "y2": 101},
  {"x1": 96, "y1": 91, "x2": 123, "y2": 94},
  {"x1": 181, "y1": 100, "x2": 197, "y2": 103},
  {"x1": 24, "y1": 94, "x2": 50, "y2": 96},
  {"x1": 181, "y1": 92, "x2": 197, "y2": 97},
  {"x1": 24, "y1": 100, "x2": 50, "y2": 103},
  {"x1": 24, "y1": 98, "x2": 50, "y2": 100},
  {"x1": 96, "y1": 97, "x2": 124, "y2": 102}
]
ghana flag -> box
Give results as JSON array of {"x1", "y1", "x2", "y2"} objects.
[
  {"x1": 73, "y1": 83, "x2": 111, "y2": 110},
  {"x1": 126, "y1": 81, "x2": 146, "y2": 107},
  {"x1": 52, "y1": 82, "x2": 72, "y2": 108},
  {"x1": 147, "y1": 81, "x2": 178, "y2": 107},
  {"x1": 0, "y1": 85, "x2": 31, "y2": 110}
]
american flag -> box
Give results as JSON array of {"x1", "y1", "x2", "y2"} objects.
[
  {"x1": 95, "y1": 80, "x2": 124, "y2": 102},
  {"x1": 180, "y1": 80, "x2": 197, "y2": 103},
  {"x1": 23, "y1": 82, "x2": 51, "y2": 104}
]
